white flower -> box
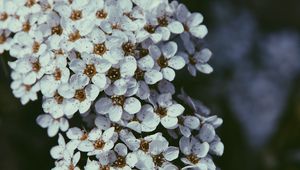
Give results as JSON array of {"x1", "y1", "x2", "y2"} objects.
[
  {"x1": 150, "y1": 42, "x2": 185, "y2": 81},
  {"x1": 36, "y1": 114, "x2": 69, "y2": 137},
  {"x1": 110, "y1": 143, "x2": 138, "y2": 169},
  {"x1": 126, "y1": 104, "x2": 160, "y2": 133},
  {"x1": 176, "y1": 4, "x2": 208, "y2": 39},
  {"x1": 197, "y1": 123, "x2": 216, "y2": 143},
  {"x1": 9, "y1": 31, "x2": 47, "y2": 58},
  {"x1": 95, "y1": 95, "x2": 141, "y2": 122},
  {"x1": 148, "y1": 134, "x2": 179, "y2": 169},
  {"x1": 52, "y1": 151, "x2": 81, "y2": 170},
  {"x1": 10, "y1": 71, "x2": 40, "y2": 105},
  {"x1": 40, "y1": 52, "x2": 70, "y2": 97},
  {"x1": 84, "y1": 158, "x2": 113, "y2": 170},
  {"x1": 42, "y1": 92, "x2": 79, "y2": 118},
  {"x1": 69, "y1": 52, "x2": 110, "y2": 89},
  {"x1": 66, "y1": 127, "x2": 115, "y2": 155},
  {"x1": 150, "y1": 93, "x2": 185, "y2": 129},
  {"x1": 180, "y1": 136, "x2": 210, "y2": 170},
  {"x1": 178, "y1": 115, "x2": 201, "y2": 137},
  {"x1": 0, "y1": 30, "x2": 12, "y2": 53},
  {"x1": 68, "y1": 75, "x2": 100, "y2": 114},
  {"x1": 180, "y1": 47, "x2": 213, "y2": 76},
  {"x1": 50, "y1": 134, "x2": 80, "y2": 161},
  {"x1": 9, "y1": 55, "x2": 50, "y2": 85}
]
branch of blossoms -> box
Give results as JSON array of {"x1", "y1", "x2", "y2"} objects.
[{"x1": 0, "y1": 0, "x2": 223, "y2": 169}]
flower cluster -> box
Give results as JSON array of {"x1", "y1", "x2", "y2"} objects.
[{"x1": 1, "y1": 0, "x2": 222, "y2": 169}]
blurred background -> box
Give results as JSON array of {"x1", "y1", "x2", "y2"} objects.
[{"x1": 1, "y1": 0, "x2": 300, "y2": 169}]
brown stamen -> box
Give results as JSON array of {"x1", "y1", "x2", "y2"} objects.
[
  {"x1": 94, "y1": 140, "x2": 105, "y2": 150},
  {"x1": 187, "y1": 154, "x2": 200, "y2": 164},
  {"x1": 0, "y1": 34, "x2": 6, "y2": 44},
  {"x1": 24, "y1": 84, "x2": 32, "y2": 91},
  {"x1": 0, "y1": 13, "x2": 8, "y2": 21},
  {"x1": 100, "y1": 165, "x2": 110, "y2": 170},
  {"x1": 22, "y1": 21, "x2": 31, "y2": 32},
  {"x1": 68, "y1": 31, "x2": 81, "y2": 42},
  {"x1": 114, "y1": 156, "x2": 126, "y2": 168},
  {"x1": 84, "y1": 64, "x2": 97, "y2": 78},
  {"x1": 144, "y1": 25, "x2": 156, "y2": 34},
  {"x1": 80, "y1": 132, "x2": 88, "y2": 141},
  {"x1": 152, "y1": 153, "x2": 165, "y2": 167},
  {"x1": 70, "y1": 10, "x2": 82, "y2": 20},
  {"x1": 158, "y1": 17, "x2": 169, "y2": 27},
  {"x1": 54, "y1": 68, "x2": 62, "y2": 80},
  {"x1": 94, "y1": 43, "x2": 107, "y2": 56},
  {"x1": 96, "y1": 10, "x2": 107, "y2": 19},
  {"x1": 139, "y1": 48, "x2": 149, "y2": 58},
  {"x1": 32, "y1": 41, "x2": 40, "y2": 53},
  {"x1": 25, "y1": 0, "x2": 36, "y2": 7},
  {"x1": 74, "y1": 89, "x2": 86, "y2": 102},
  {"x1": 189, "y1": 56, "x2": 197, "y2": 65},
  {"x1": 54, "y1": 92, "x2": 64, "y2": 104},
  {"x1": 184, "y1": 24, "x2": 190, "y2": 32},
  {"x1": 134, "y1": 68, "x2": 145, "y2": 81},
  {"x1": 51, "y1": 25, "x2": 63, "y2": 35},
  {"x1": 32, "y1": 61, "x2": 41, "y2": 72},
  {"x1": 157, "y1": 56, "x2": 168, "y2": 68},
  {"x1": 107, "y1": 68, "x2": 121, "y2": 81},
  {"x1": 122, "y1": 42, "x2": 136, "y2": 56},
  {"x1": 111, "y1": 96, "x2": 125, "y2": 106},
  {"x1": 155, "y1": 107, "x2": 168, "y2": 118},
  {"x1": 140, "y1": 139, "x2": 150, "y2": 152}
]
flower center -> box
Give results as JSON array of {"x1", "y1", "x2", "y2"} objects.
[
  {"x1": 113, "y1": 123, "x2": 123, "y2": 133},
  {"x1": 111, "y1": 95, "x2": 125, "y2": 106},
  {"x1": 32, "y1": 41, "x2": 40, "y2": 53},
  {"x1": 114, "y1": 156, "x2": 126, "y2": 168},
  {"x1": 0, "y1": 13, "x2": 8, "y2": 21},
  {"x1": 74, "y1": 89, "x2": 86, "y2": 102},
  {"x1": 100, "y1": 165, "x2": 110, "y2": 170},
  {"x1": 134, "y1": 68, "x2": 145, "y2": 81},
  {"x1": 111, "y1": 24, "x2": 121, "y2": 30},
  {"x1": 51, "y1": 25, "x2": 63, "y2": 35},
  {"x1": 140, "y1": 139, "x2": 150, "y2": 152},
  {"x1": 94, "y1": 43, "x2": 107, "y2": 56},
  {"x1": 155, "y1": 107, "x2": 168, "y2": 118},
  {"x1": 158, "y1": 17, "x2": 169, "y2": 27},
  {"x1": 187, "y1": 154, "x2": 200, "y2": 164},
  {"x1": 54, "y1": 49, "x2": 64, "y2": 55},
  {"x1": 189, "y1": 56, "x2": 197, "y2": 65},
  {"x1": 184, "y1": 24, "x2": 190, "y2": 32},
  {"x1": 157, "y1": 56, "x2": 168, "y2": 68},
  {"x1": 32, "y1": 61, "x2": 41, "y2": 72},
  {"x1": 68, "y1": 31, "x2": 81, "y2": 42},
  {"x1": 22, "y1": 21, "x2": 31, "y2": 32},
  {"x1": 24, "y1": 84, "x2": 32, "y2": 91},
  {"x1": 94, "y1": 139, "x2": 105, "y2": 149},
  {"x1": 144, "y1": 25, "x2": 156, "y2": 34},
  {"x1": 96, "y1": 10, "x2": 107, "y2": 19},
  {"x1": 69, "y1": 164, "x2": 75, "y2": 170},
  {"x1": 84, "y1": 64, "x2": 97, "y2": 78},
  {"x1": 0, "y1": 34, "x2": 6, "y2": 44},
  {"x1": 54, "y1": 92, "x2": 64, "y2": 104},
  {"x1": 122, "y1": 42, "x2": 136, "y2": 56},
  {"x1": 107, "y1": 68, "x2": 121, "y2": 81},
  {"x1": 152, "y1": 153, "x2": 165, "y2": 167},
  {"x1": 80, "y1": 132, "x2": 88, "y2": 140},
  {"x1": 70, "y1": 10, "x2": 82, "y2": 20},
  {"x1": 25, "y1": 0, "x2": 36, "y2": 7},
  {"x1": 139, "y1": 48, "x2": 149, "y2": 58},
  {"x1": 54, "y1": 68, "x2": 62, "y2": 80}
]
